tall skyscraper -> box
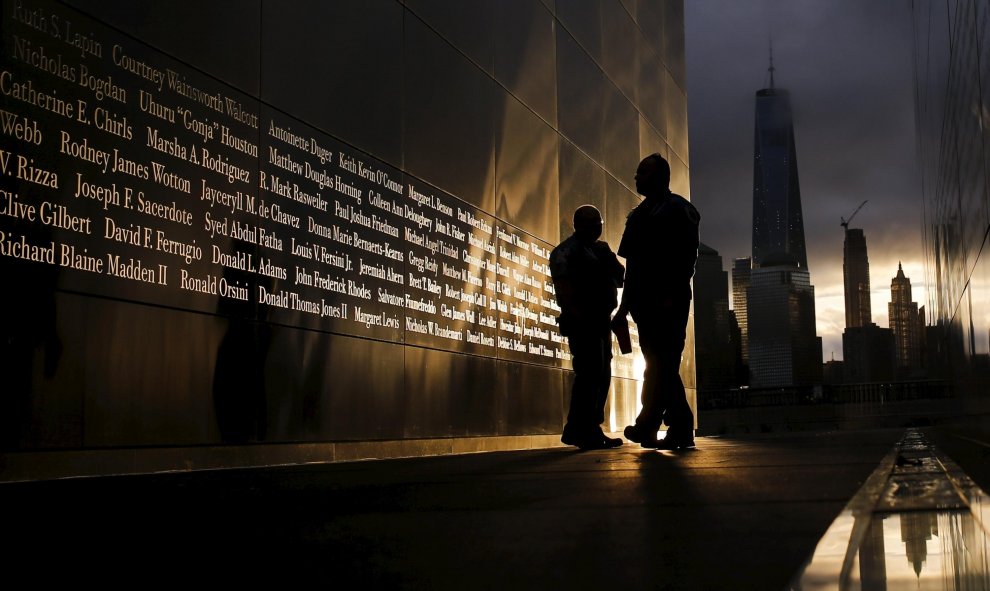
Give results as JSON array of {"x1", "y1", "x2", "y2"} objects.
[
  {"x1": 747, "y1": 57, "x2": 821, "y2": 388},
  {"x1": 695, "y1": 244, "x2": 735, "y2": 393},
  {"x1": 752, "y1": 56, "x2": 808, "y2": 269},
  {"x1": 748, "y1": 262, "x2": 822, "y2": 387},
  {"x1": 889, "y1": 263, "x2": 922, "y2": 373},
  {"x1": 843, "y1": 323, "x2": 895, "y2": 383},
  {"x1": 843, "y1": 228, "x2": 872, "y2": 328},
  {"x1": 732, "y1": 257, "x2": 752, "y2": 364}
]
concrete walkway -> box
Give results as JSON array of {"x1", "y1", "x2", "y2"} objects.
[{"x1": 0, "y1": 429, "x2": 912, "y2": 588}]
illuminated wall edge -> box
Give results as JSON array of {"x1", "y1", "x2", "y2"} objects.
[
  {"x1": 913, "y1": 0, "x2": 990, "y2": 396},
  {"x1": 0, "y1": 0, "x2": 691, "y2": 478}
]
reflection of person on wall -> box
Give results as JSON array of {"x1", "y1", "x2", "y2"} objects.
[
  {"x1": 550, "y1": 205, "x2": 625, "y2": 450},
  {"x1": 614, "y1": 154, "x2": 700, "y2": 450},
  {"x1": 0, "y1": 223, "x2": 60, "y2": 449},
  {"x1": 213, "y1": 237, "x2": 271, "y2": 443}
]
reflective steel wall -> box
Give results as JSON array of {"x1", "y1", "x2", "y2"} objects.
[
  {"x1": 0, "y1": 0, "x2": 690, "y2": 457},
  {"x1": 913, "y1": 0, "x2": 990, "y2": 389}
]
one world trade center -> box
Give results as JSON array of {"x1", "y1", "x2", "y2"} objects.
[{"x1": 747, "y1": 54, "x2": 821, "y2": 388}]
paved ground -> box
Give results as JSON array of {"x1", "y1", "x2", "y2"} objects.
[{"x1": 0, "y1": 429, "x2": 906, "y2": 588}]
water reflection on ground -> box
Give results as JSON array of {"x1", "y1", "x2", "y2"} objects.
[
  {"x1": 796, "y1": 508, "x2": 990, "y2": 590},
  {"x1": 863, "y1": 511, "x2": 989, "y2": 589},
  {"x1": 791, "y1": 430, "x2": 990, "y2": 590}
]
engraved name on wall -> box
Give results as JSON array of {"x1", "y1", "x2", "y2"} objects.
[{"x1": 0, "y1": 0, "x2": 567, "y2": 365}]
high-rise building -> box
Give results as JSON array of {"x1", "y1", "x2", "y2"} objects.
[
  {"x1": 843, "y1": 228, "x2": 872, "y2": 328},
  {"x1": 747, "y1": 59, "x2": 821, "y2": 388},
  {"x1": 889, "y1": 263, "x2": 922, "y2": 373},
  {"x1": 732, "y1": 257, "x2": 752, "y2": 364},
  {"x1": 843, "y1": 323, "x2": 895, "y2": 383},
  {"x1": 694, "y1": 244, "x2": 735, "y2": 393},
  {"x1": 752, "y1": 58, "x2": 808, "y2": 269},
  {"x1": 748, "y1": 262, "x2": 822, "y2": 387}
]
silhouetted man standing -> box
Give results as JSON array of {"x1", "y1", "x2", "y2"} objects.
[
  {"x1": 614, "y1": 154, "x2": 700, "y2": 449},
  {"x1": 550, "y1": 205, "x2": 624, "y2": 450}
]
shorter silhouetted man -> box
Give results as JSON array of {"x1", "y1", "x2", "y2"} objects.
[
  {"x1": 550, "y1": 205, "x2": 624, "y2": 450},
  {"x1": 614, "y1": 154, "x2": 700, "y2": 449}
]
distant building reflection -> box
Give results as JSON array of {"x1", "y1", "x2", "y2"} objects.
[
  {"x1": 858, "y1": 514, "x2": 887, "y2": 588},
  {"x1": 850, "y1": 511, "x2": 990, "y2": 589},
  {"x1": 900, "y1": 511, "x2": 937, "y2": 578}
]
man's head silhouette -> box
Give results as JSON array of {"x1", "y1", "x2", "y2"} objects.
[
  {"x1": 573, "y1": 205, "x2": 603, "y2": 243},
  {"x1": 635, "y1": 153, "x2": 671, "y2": 197}
]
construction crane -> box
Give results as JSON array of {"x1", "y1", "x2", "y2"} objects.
[{"x1": 841, "y1": 200, "x2": 868, "y2": 230}]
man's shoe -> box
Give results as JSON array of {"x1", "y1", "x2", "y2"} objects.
[
  {"x1": 655, "y1": 433, "x2": 695, "y2": 450},
  {"x1": 600, "y1": 432, "x2": 623, "y2": 448},
  {"x1": 561, "y1": 428, "x2": 582, "y2": 447},
  {"x1": 623, "y1": 424, "x2": 659, "y2": 448},
  {"x1": 563, "y1": 427, "x2": 620, "y2": 450}
]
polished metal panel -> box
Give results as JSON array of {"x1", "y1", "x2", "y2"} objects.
[
  {"x1": 618, "y1": 0, "x2": 637, "y2": 26},
  {"x1": 561, "y1": 365, "x2": 639, "y2": 430},
  {"x1": 82, "y1": 299, "x2": 225, "y2": 446},
  {"x1": 635, "y1": 0, "x2": 665, "y2": 66},
  {"x1": 670, "y1": 152, "x2": 691, "y2": 199},
  {"x1": 406, "y1": 0, "x2": 494, "y2": 74},
  {"x1": 495, "y1": 91, "x2": 560, "y2": 242},
  {"x1": 609, "y1": 376, "x2": 640, "y2": 432},
  {"x1": 682, "y1": 306, "x2": 697, "y2": 389},
  {"x1": 0, "y1": 0, "x2": 691, "y2": 458},
  {"x1": 612, "y1": 319, "x2": 643, "y2": 380},
  {"x1": 261, "y1": 0, "x2": 403, "y2": 165},
  {"x1": 555, "y1": 0, "x2": 602, "y2": 61},
  {"x1": 496, "y1": 360, "x2": 563, "y2": 434},
  {"x1": 601, "y1": 0, "x2": 637, "y2": 103},
  {"x1": 973, "y1": 257, "x2": 990, "y2": 362},
  {"x1": 65, "y1": 0, "x2": 261, "y2": 94},
  {"x1": 663, "y1": 0, "x2": 686, "y2": 89},
  {"x1": 603, "y1": 81, "x2": 639, "y2": 189},
  {"x1": 604, "y1": 174, "x2": 640, "y2": 249},
  {"x1": 638, "y1": 115, "x2": 667, "y2": 161},
  {"x1": 666, "y1": 73, "x2": 689, "y2": 164},
  {"x1": 318, "y1": 334, "x2": 406, "y2": 441},
  {"x1": 556, "y1": 28, "x2": 605, "y2": 161},
  {"x1": 403, "y1": 13, "x2": 496, "y2": 212},
  {"x1": 493, "y1": 0, "x2": 558, "y2": 127},
  {"x1": 637, "y1": 33, "x2": 667, "y2": 138},
  {"x1": 0, "y1": 238, "x2": 66, "y2": 448},
  {"x1": 261, "y1": 330, "x2": 406, "y2": 442},
  {"x1": 404, "y1": 347, "x2": 498, "y2": 437},
  {"x1": 558, "y1": 139, "x2": 607, "y2": 244},
  {"x1": 2, "y1": 292, "x2": 85, "y2": 449}
]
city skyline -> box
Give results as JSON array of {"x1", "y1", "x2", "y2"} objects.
[{"x1": 686, "y1": 1, "x2": 922, "y2": 360}]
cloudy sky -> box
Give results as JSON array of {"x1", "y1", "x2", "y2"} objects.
[{"x1": 684, "y1": 0, "x2": 925, "y2": 360}]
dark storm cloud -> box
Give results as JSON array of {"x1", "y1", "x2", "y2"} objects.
[{"x1": 685, "y1": 1, "x2": 924, "y2": 357}]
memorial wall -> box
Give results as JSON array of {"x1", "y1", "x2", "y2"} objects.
[{"x1": 0, "y1": 0, "x2": 691, "y2": 463}]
